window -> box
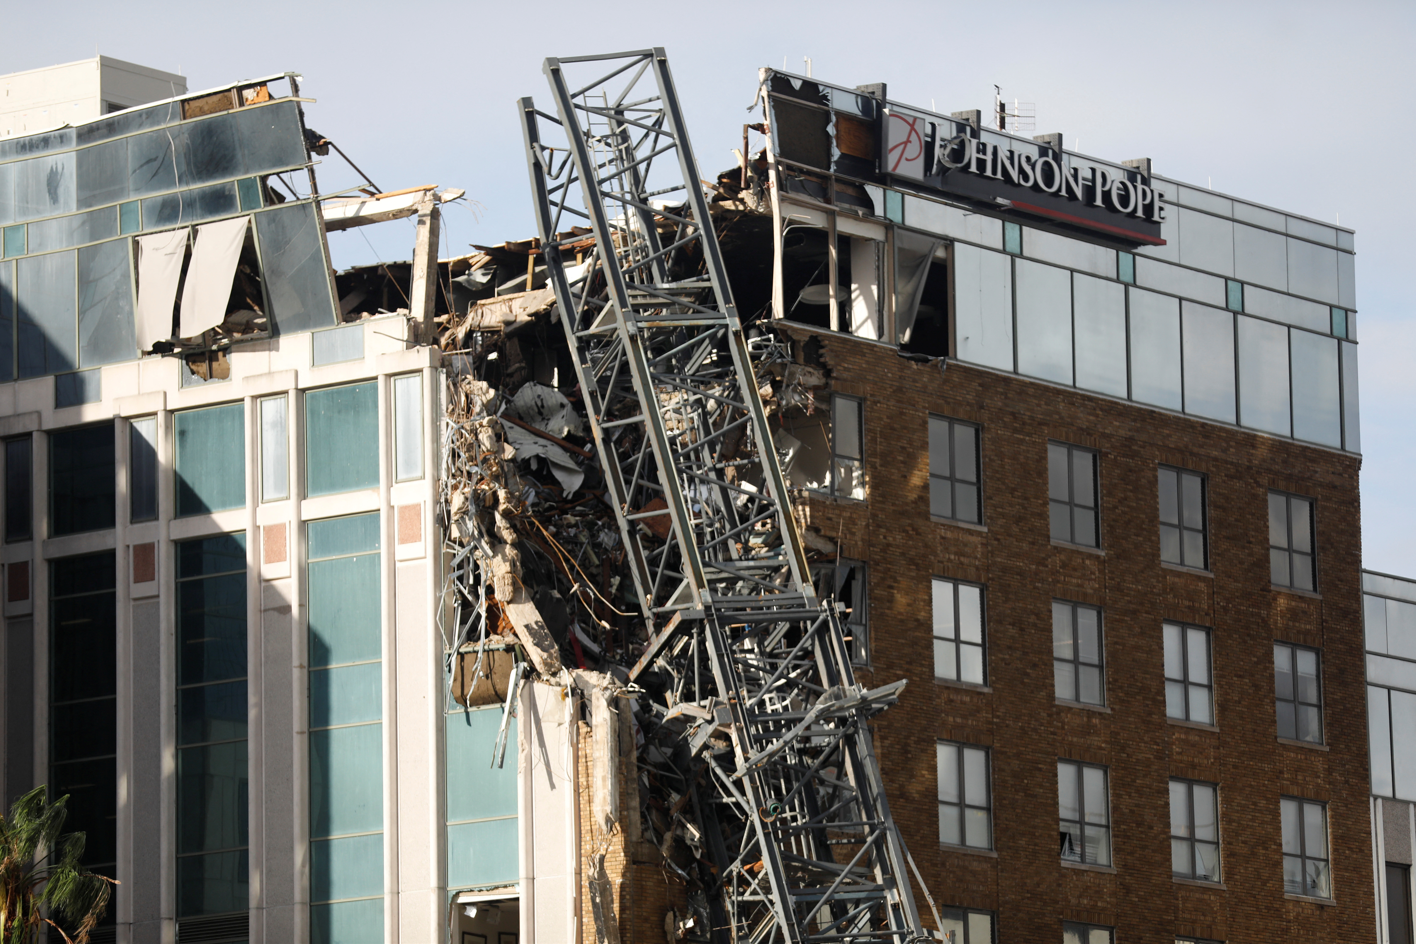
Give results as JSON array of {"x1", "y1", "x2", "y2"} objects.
[
  {"x1": 1226, "y1": 279, "x2": 1244, "y2": 312},
  {"x1": 1269, "y1": 490, "x2": 1316, "y2": 591},
  {"x1": 936, "y1": 742, "x2": 991, "y2": 850},
  {"x1": 1063, "y1": 923, "x2": 1112, "y2": 944},
  {"x1": 1048, "y1": 442, "x2": 1098, "y2": 547},
  {"x1": 813, "y1": 559, "x2": 868, "y2": 665},
  {"x1": 130, "y1": 417, "x2": 158, "y2": 522},
  {"x1": 1003, "y1": 220, "x2": 1022, "y2": 255},
  {"x1": 1053, "y1": 601, "x2": 1104, "y2": 706},
  {"x1": 938, "y1": 908, "x2": 994, "y2": 943},
  {"x1": 393, "y1": 373, "x2": 424, "y2": 482},
  {"x1": 1169, "y1": 779, "x2": 1220, "y2": 882},
  {"x1": 1281, "y1": 797, "x2": 1330, "y2": 898},
  {"x1": 929, "y1": 416, "x2": 981, "y2": 523},
  {"x1": 176, "y1": 533, "x2": 248, "y2": 919},
  {"x1": 174, "y1": 404, "x2": 246, "y2": 517},
  {"x1": 5, "y1": 436, "x2": 32, "y2": 541},
  {"x1": 259, "y1": 396, "x2": 288, "y2": 502},
  {"x1": 1117, "y1": 251, "x2": 1135, "y2": 285},
  {"x1": 1164, "y1": 622, "x2": 1213, "y2": 725},
  {"x1": 1158, "y1": 467, "x2": 1207, "y2": 569},
  {"x1": 830, "y1": 393, "x2": 864, "y2": 500},
  {"x1": 933, "y1": 578, "x2": 986, "y2": 685},
  {"x1": 50, "y1": 423, "x2": 115, "y2": 535},
  {"x1": 306, "y1": 382, "x2": 379, "y2": 497},
  {"x1": 1331, "y1": 307, "x2": 1349, "y2": 340},
  {"x1": 133, "y1": 216, "x2": 266, "y2": 352},
  {"x1": 1058, "y1": 760, "x2": 1111, "y2": 866},
  {"x1": 1389, "y1": 863, "x2": 1413, "y2": 944},
  {"x1": 1274, "y1": 642, "x2": 1323, "y2": 743}
]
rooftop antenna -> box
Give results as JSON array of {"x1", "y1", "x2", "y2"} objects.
[
  {"x1": 804, "y1": 57, "x2": 812, "y2": 77},
  {"x1": 993, "y1": 86, "x2": 1035, "y2": 133}
]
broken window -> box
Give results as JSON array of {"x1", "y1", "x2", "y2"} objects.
[
  {"x1": 781, "y1": 222, "x2": 832, "y2": 330},
  {"x1": 895, "y1": 231, "x2": 947, "y2": 355},
  {"x1": 838, "y1": 232, "x2": 882, "y2": 341},
  {"x1": 135, "y1": 216, "x2": 269, "y2": 364},
  {"x1": 812, "y1": 559, "x2": 868, "y2": 665},
  {"x1": 778, "y1": 392, "x2": 865, "y2": 500}
]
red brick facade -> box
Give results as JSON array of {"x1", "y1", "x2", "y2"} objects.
[{"x1": 782, "y1": 327, "x2": 1373, "y2": 942}]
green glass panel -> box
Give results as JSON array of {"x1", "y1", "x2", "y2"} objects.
[
  {"x1": 310, "y1": 834, "x2": 383, "y2": 902},
  {"x1": 1331, "y1": 307, "x2": 1348, "y2": 339},
  {"x1": 236, "y1": 177, "x2": 262, "y2": 212},
  {"x1": 118, "y1": 200, "x2": 140, "y2": 235},
  {"x1": 176, "y1": 849, "x2": 248, "y2": 918},
  {"x1": 884, "y1": 188, "x2": 904, "y2": 224},
  {"x1": 306, "y1": 383, "x2": 378, "y2": 496},
  {"x1": 447, "y1": 818, "x2": 519, "y2": 889},
  {"x1": 309, "y1": 723, "x2": 382, "y2": 838},
  {"x1": 50, "y1": 424, "x2": 115, "y2": 536},
  {"x1": 310, "y1": 663, "x2": 381, "y2": 729},
  {"x1": 310, "y1": 898, "x2": 384, "y2": 944},
  {"x1": 3, "y1": 224, "x2": 25, "y2": 257},
  {"x1": 174, "y1": 404, "x2": 245, "y2": 516},
  {"x1": 446, "y1": 710, "x2": 517, "y2": 824},
  {"x1": 1117, "y1": 251, "x2": 1135, "y2": 284},
  {"x1": 1226, "y1": 279, "x2": 1244, "y2": 312},
  {"x1": 1003, "y1": 221, "x2": 1022, "y2": 255},
  {"x1": 308, "y1": 553, "x2": 381, "y2": 668},
  {"x1": 308, "y1": 512, "x2": 380, "y2": 560},
  {"x1": 176, "y1": 741, "x2": 248, "y2": 854}
]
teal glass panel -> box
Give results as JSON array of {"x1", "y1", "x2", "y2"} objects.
[
  {"x1": 308, "y1": 553, "x2": 381, "y2": 668},
  {"x1": 174, "y1": 403, "x2": 245, "y2": 516},
  {"x1": 236, "y1": 177, "x2": 262, "y2": 212},
  {"x1": 310, "y1": 833, "x2": 384, "y2": 902},
  {"x1": 254, "y1": 202, "x2": 338, "y2": 335},
  {"x1": 310, "y1": 898, "x2": 384, "y2": 944},
  {"x1": 2, "y1": 224, "x2": 23, "y2": 258},
  {"x1": 177, "y1": 533, "x2": 247, "y2": 579},
  {"x1": 884, "y1": 188, "x2": 904, "y2": 224},
  {"x1": 1331, "y1": 307, "x2": 1348, "y2": 339},
  {"x1": 1226, "y1": 279, "x2": 1244, "y2": 312},
  {"x1": 78, "y1": 238, "x2": 137, "y2": 368},
  {"x1": 447, "y1": 819, "x2": 519, "y2": 889},
  {"x1": 309, "y1": 723, "x2": 383, "y2": 838},
  {"x1": 310, "y1": 663, "x2": 381, "y2": 729},
  {"x1": 1117, "y1": 251, "x2": 1135, "y2": 284},
  {"x1": 446, "y1": 711, "x2": 517, "y2": 824},
  {"x1": 306, "y1": 383, "x2": 378, "y2": 497},
  {"x1": 1003, "y1": 221, "x2": 1022, "y2": 255},
  {"x1": 118, "y1": 200, "x2": 141, "y2": 235},
  {"x1": 176, "y1": 741, "x2": 248, "y2": 855},
  {"x1": 178, "y1": 681, "x2": 247, "y2": 745},
  {"x1": 179, "y1": 572, "x2": 246, "y2": 685},
  {"x1": 177, "y1": 849, "x2": 248, "y2": 918},
  {"x1": 308, "y1": 512, "x2": 380, "y2": 560},
  {"x1": 49, "y1": 423, "x2": 115, "y2": 535},
  {"x1": 76, "y1": 137, "x2": 130, "y2": 211}
]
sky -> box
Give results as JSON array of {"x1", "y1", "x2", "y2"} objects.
[{"x1": 6, "y1": 0, "x2": 1413, "y2": 575}]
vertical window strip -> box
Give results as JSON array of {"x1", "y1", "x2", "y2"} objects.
[
  {"x1": 1048, "y1": 441, "x2": 1098, "y2": 547},
  {"x1": 259, "y1": 395, "x2": 288, "y2": 502},
  {"x1": 1274, "y1": 641, "x2": 1324, "y2": 744},
  {"x1": 928, "y1": 415, "x2": 981, "y2": 524},
  {"x1": 307, "y1": 513, "x2": 384, "y2": 932},
  {"x1": 1053, "y1": 601, "x2": 1105, "y2": 706},
  {"x1": 392, "y1": 373, "x2": 423, "y2": 482},
  {"x1": 936, "y1": 741, "x2": 992, "y2": 849},
  {"x1": 830, "y1": 393, "x2": 864, "y2": 500},
  {"x1": 1281, "y1": 796, "x2": 1331, "y2": 898},
  {"x1": 1169, "y1": 779, "x2": 1220, "y2": 882},
  {"x1": 129, "y1": 417, "x2": 158, "y2": 522},
  {"x1": 932, "y1": 578, "x2": 986, "y2": 685},
  {"x1": 1158, "y1": 466, "x2": 1207, "y2": 570},
  {"x1": 4, "y1": 435, "x2": 32, "y2": 541},
  {"x1": 1269, "y1": 490, "x2": 1316, "y2": 591},
  {"x1": 445, "y1": 704, "x2": 519, "y2": 889},
  {"x1": 174, "y1": 533, "x2": 249, "y2": 919},
  {"x1": 1058, "y1": 760, "x2": 1111, "y2": 866},
  {"x1": 1163, "y1": 622, "x2": 1213, "y2": 725}
]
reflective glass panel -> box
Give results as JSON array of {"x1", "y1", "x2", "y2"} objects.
[
  {"x1": 1290, "y1": 330, "x2": 1341, "y2": 448},
  {"x1": 306, "y1": 382, "x2": 378, "y2": 497},
  {"x1": 953, "y1": 244, "x2": 1013, "y2": 371},
  {"x1": 1073, "y1": 273, "x2": 1127, "y2": 398},
  {"x1": 77, "y1": 239, "x2": 136, "y2": 367},
  {"x1": 254, "y1": 203, "x2": 338, "y2": 334},
  {"x1": 174, "y1": 403, "x2": 246, "y2": 516},
  {"x1": 1236, "y1": 315, "x2": 1290, "y2": 435},
  {"x1": 1014, "y1": 259, "x2": 1072, "y2": 385},
  {"x1": 1181, "y1": 302, "x2": 1236, "y2": 423},
  {"x1": 1128, "y1": 288, "x2": 1182, "y2": 410}
]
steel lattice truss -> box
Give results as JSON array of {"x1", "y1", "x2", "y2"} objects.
[{"x1": 519, "y1": 49, "x2": 929, "y2": 944}]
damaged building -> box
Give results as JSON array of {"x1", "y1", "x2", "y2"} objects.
[{"x1": 0, "y1": 45, "x2": 1383, "y2": 944}]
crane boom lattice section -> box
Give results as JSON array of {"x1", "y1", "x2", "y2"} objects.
[{"x1": 519, "y1": 48, "x2": 929, "y2": 944}]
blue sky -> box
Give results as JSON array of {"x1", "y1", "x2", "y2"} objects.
[{"x1": 8, "y1": 0, "x2": 1412, "y2": 574}]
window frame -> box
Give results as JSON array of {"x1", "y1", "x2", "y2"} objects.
[
  {"x1": 928, "y1": 415, "x2": 982, "y2": 524},
  {"x1": 1048, "y1": 441, "x2": 1100, "y2": 548},
  {"x1": 1158, "y1": 465, "x2": 1208, "y2": 570},
  {"x1": 1169, "y1": 778, "x2": 1221, "y2": 883},
  {"x1": 829, "y1": 392, "x2": 864, "y2": 500},
  {"x1": 1163, "y1": 621, "x2": 1214, "y2": 725},
  {"x1": 811, "y1": 558, "x2": 869, "y2": 667},
  {"x1": 1062, "y1": 920, "x2": 1113, "y2": 943},
  {"x1": 1053, "y1": 600, "x2": 1105, "y2": 707},
  {"x1": 1281, "y1": 796, "x2": 1331, "y2": 899},
  {"x1": 129, "y1": 416, "x2": 159, "y2": 523},
  {"x1": 1268, "y1": 489, "x2": 1317, "y2": 592},
  {"x1": 1057, "y1": 760, "x2": 1112, "y2": 866},
  {"x1": 936, "y1": 740, "x2": 992, "y2": 851},
  {"x1": 1274, "y1": 641, "x2": 1324, "y2": 744},
  {"x1": 937, "y1": 907, "x2": 995, "y2": 944},
  {"x1": 932, "y1": 577, "x2": 987, "y2": 686}
]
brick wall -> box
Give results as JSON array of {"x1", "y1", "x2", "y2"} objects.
[{"x1": 783, "y1": 327, "x2": 1373, "y2": 942}]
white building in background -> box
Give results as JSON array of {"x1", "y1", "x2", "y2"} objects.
[{"x1": 1, "y1": 56, "x2": 186, "y2": 140}]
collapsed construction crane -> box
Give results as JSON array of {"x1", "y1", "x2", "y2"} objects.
[{"x1": 517, "y1": 49, "x2": 935, "y2": 944}]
